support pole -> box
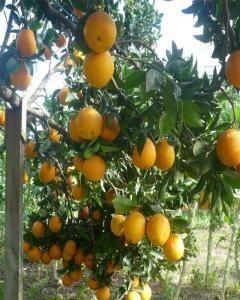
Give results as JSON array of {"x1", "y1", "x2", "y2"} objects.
[{"x1": 5, "y1": 99, "x2": 26, "y2": 300}]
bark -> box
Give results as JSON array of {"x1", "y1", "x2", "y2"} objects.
[
  {"x1": 235, "y1": 239, "x2": 240, "y2": 282},
  {"x1": 173, "y1": 260, "x2": 187, "y2": 300},
  {"x1": 205, "y1": 216, "x2": 214, "y2": 286}
]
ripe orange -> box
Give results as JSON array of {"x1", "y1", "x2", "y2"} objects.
[
  {"x1": 70, "y1": 269, "x2": 83, "y2": 282},
  {"x1": 62, "y1": 259, "x2": 69, "y2": 268},
  {"x1": 125, "y1": 291, "x2": 141, "y2": 300},
  {"x1": 225, "y1": 50, "x2": 240, "y2": 88},
  {"x1": 87, "y1": 277, "x2": 100, "y2": 290},
  {"x1": 84, "y1": 11, "x2": 116, "y2": 53},
  {"x1": 76, "y1": 107, "x2": 103, "y2": 140},
  {"x1": 146, "y1": 213, "x2": 170, "y2": 246},
  {"x1": 62, "y1": 251, "x2": 73, "y2": 261},
  {"x1": 82, "y1": 155, "x2": 106, "y2": 181},
  {"x1": 74, "y1": 156, "x2": 84, "y2": 172},
  {"x1": 32, "y1": 221, "x2": 45, "y2": 238},
  {"x1": 72, "y1": 184, "x2": 85, "y2": 200},
  {"x1": 10, "y1": 62, "x2": 32, "y2": 91},
  {"x1": 84, "y1": 253, "x2": 95, "y2": 270},
  {"x1": 49, "y1": 215, "x2": 62, "y2": 233},
  {"x1": 155, "y1": 139, "x2": 175, "y2": 171},
  {"x1": 105, "y1": 188, "x2": 116, "y2": 204},
  {"x1": 101, "y1": 116, "x2": 120, "y2": 141},
  {"x1": 16, "y1": 29, "x2": 37, "y2": 57},
  {"x1": 96, "y1": 286, "x2": 111, "y2": 300},
  {"x1": 23, "y1": 170, "x2": 29, "y2": 184},
  {"x1": 92, "y1": 209, "x2": 101, "y2": 221},
  {"x1": 25, "y1": 141, "x2": 37, "y2": 158},
  {"x1": 49, "y1": 128, "x2": 61, "y2": 143},
  {"x1": 140, "y1": 283, "x2": 152, "y2": 300},
  {"x1": 0, "y1": 110, "x2": 5, "y2": 127},
  {"x1": 56, "y1": 34, "x2": 66, "y2": 48},
  {"x1": 73, "y1": 8, "x2": 84, "y2": 18},
  {"x1": 106, "y1": 261, "x2": 115, "y2": 274},
  {"x1": 62, "y1": 273, "x2": 73, "y2": 287},
  {"x1": 132, "y1": 275, "x2": 139, "y2": 288},
  {"x1": 111, "y1": 215, "x2": 126, "y2": 236},
  {"x1": 124, "y1": 212, "x2": 146, "y2": 244},
  {"x1": 23, "y1": 241, "x2": 31, "y2": 253},
  {"x1": 74, "y1": 248, "x2": 85, "y2": 265},
  {"x1": 41, "y1": 251, "x2": 52, "y2": 265},
  {"x1": 83, "y1": 51, "x2": 114, "y2": 88},
  {"x1": 49, "y1": 244, "x2": 62, "y2": 260},
  {"x1": 28, "y1": 247, "x2": 42, "y2": 263},
  {"x1": 216, "y1": 128, "x2": 240, "y2": 167},
  {"x1": 64, "y1": 240, "x2": 77, "y2": 257},
  {"x1": 163, "y1": 233, "x2": 184, "y2": 262},
  {"x1": 132, "y1": 138, "x2": 156, "y2": 169},
  {"x1": 44, "y1": 47, "x2": 52, "y2": 60},
  {"x1": 69, "y1": 118, "x2": 83, "y2": 142},
  {"x1": 73, "y1": 48, "x2": 85, "y2": 65},
  {"x1": 79, "y1": 206, "x2": 90, "y2": 218},
  {"x1": 39, "y1": 162, "x2": 56, "y2": 183},
  {"x1": 58, "y1": 86, "x2": 69, "y2": 105}
]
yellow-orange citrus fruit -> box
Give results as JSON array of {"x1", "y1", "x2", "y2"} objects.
[
  {"x1": 73, "y1": 8, "x2": 84, "y2": 18},
  {"x1": 155, "y1": 139, "x2": 175, "y2": 171},
  {"x1": 32, "y1": 221, "x2": 45, "y2": 238},
  {"x1": 140, "y1": 283, "x2": 152, "y2": 300},
  {"x1": 28, "y1": 247, "x2": 41, "y2": 263},
  {"x1": 58, "y1": 86, "x2": 69, "y2": 105},
  {"x1": 16, "y1": 29, "x2": 37, "y2": 57},
  {"x1": 225, "y1": 50, "x2": 240, "y2": 88},
  {"x1": 132, "y1": 138, "x2": 156, "y2": 169},
  {"x1": 62, "y1": 273, "x2": 73, "y2": 287},
  {"x1": 101, "y1": 116, "x2": 120, "y2": 141},
  {"x1": 84, "y1": 11, "x2": 116, "y2": 53},
  {"x1": 23, "y1": 241, "x2": 31, "y2": 253},
  {"x1": 125, "y1": 291, "x2": 141, "y2": 300},
  {"x1": 216, "y1": 128, "x2": 240, "y2": 167},
  {"x1": 69, "y1": 118, "x2": 83, "y2": 142},
  {"x1": 96, "y1": 286, "x2": 111, "y2": 300},
  {"x1": 39, "y1": 162, "x2": 56, "y2": 183},
  {"x1": 87, "y1": 277, "x2": 100, "y2": 290},
  {"x1": 25, "y1": 141, "x2": 37, "y2": 159},
  {"x1": 92, "y1": 209, "x2": 101, "y2": 221},
  {"x1": 132, "y1": 276, "x2": 139, "y2": 288},
  {"x1": 105, "y1": 188, "x2": 116, "y2": 204},
  {"x1": 56, "y1": 34, "x2": 66, "y2": 48},
  {"x1": 49, "y1": 128, "x2": 61, "y2": 143},
  {"x1": 49, "y1": 244, "x2": 62, "y2": 260},
  {"x1": 124, "y1": 211, "x2": 146, "y2": 244},
  {"x1": 41, "y1": 251, "x2": 52, "y2": 265},
  {"x1": 82, "y1": 155, "x2": 106, "y2": 181},
  {"x1": 44, "y1": 47, "x2": 52, "y2": 60},
  {"x1": 10, "y1": 62, "x2": 32, "y2": 91},
  {"x1": 84, "y1": 253, "x2": 95, "y2": 270},
  {"x1": 62, "y1": 251, "x2": 73, "y2": 261},
  {"x1": 0, "y1": 110, "x2": 5, "y2": 126},
  {"x1": 83, "y1": 51, "x2": 114, "y2": 88},
  {"x1": 70, "y1": 269, "x2": 83, "y2": 282},
  {"x1": 76, "y1": 107, "x2": 103, "y2": 140},
  {"x1": 111, "y1": 215, "x2": 126, "y2": 236},
  {"x1": 146, "y1": 213, "x2": 170, "y2": 246},
  {"x1": 199, "y1": 191, "x2": 210, "y2": 210},
  {"x1": 74, "y1": 156, "x2": 84, "y2": 172},
  {"x1": 163, "y1": 233, "x2": 184, "y2": 262},
  {"x1": 72, "y1": 184, "x2": 85, "y2": 200},
  {"x1": 23, "y1": 170, "x2": 29, "y2": 184},
  {"x1": 64, "y1": 240, "x2": 77, "y2": 257},
  {"x1": 73, "y1": 48, "x2": 85, "y2": 65},
  {"x1": 106, "y1": 261, "x2": 117, "y2": 273},
  {"x1": 62, "y1": 259, "x2": 69, "y2": 268},
  {"x1": 74, "y1": 248, "x2": 85, "y2": 265},
  {"x1": 80, "y1": 206, "x2": 89, "y2": 218},
  {"x1": 49, "y1": 215, "x2": 62, "y2": 233}
]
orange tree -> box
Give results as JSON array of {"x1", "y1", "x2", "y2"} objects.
[{"x1": 1, "y1": 0, "x2": 240, "y2": 299}]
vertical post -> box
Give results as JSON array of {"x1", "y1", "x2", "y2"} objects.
[{"x1": 5, "y1": 99, "x2": 26, "y2": 300}]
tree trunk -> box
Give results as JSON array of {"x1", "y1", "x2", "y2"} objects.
[
  {"x1": 173, "y1": 260, "x2": 187, "y2": 300},
  {"x1": 205, "y1": 215, "x2": 213, "y2": 286},
  {"x1": 235, "y1": 239, "x2": 240, "y2": 282}
]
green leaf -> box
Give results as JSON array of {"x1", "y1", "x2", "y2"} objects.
[
  {"x1": 43, "y1": 28, "x2": 57, "y2": 46},
  {"x1": 124, "y1": 70, "x2": 146, "y2": 89},
  {"x1": 39, "y1": 140, "x2": 51, "y2": 154},
  {"x1": 223, "y1": 170, "x2": 240, "y2": 189},
  {"x1": 159, "y1": 111, "x2": 176, "y2": 138},
  {"x1": 5, "y1": 57, "x2": 20, "y2": 75},
  {"x1": 171, "y1": 217, "x2": 191, "y2": 233},
  {"x1": 84, "y1": 143, "x2": 100, "y2": 158},
  {"x1": 100, "y1": 145, "x2": 120, "y2": 154},
  {"x1": 70, "y1": 0, "x2": 88, "y2": 11},
  {"x1": 183, "y1": 101, "x2": 203, "y2": 128},
  {"x1": 113, "y1": 196, "x2": 136, "y2": 214}
]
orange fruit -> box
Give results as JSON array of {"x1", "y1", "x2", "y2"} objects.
[
  {"x1": 84, "y1": 11, "x2": 116, "y2": 53},
  {"x1": 74, "y1": 248, "x2": 85, "y2": 265},
  {"x1": 225, "y1": 50, "x2": 240, "y2": 88},
  {"x1": 41, "y1": 251, "x2": 52, "y2": 265},
  {"x1": 101, "y1": 115, "x2": 120, "y2": 141},
  {"x1": 82, "y1": 155, "x2": 106, "y2": 181},
  {"x1": 73, "y1": 48, "x2": 85, "y2": 65},
  {"x1": 163, "y1": 233, "x2": 184, "y2": 262},
  {"x1": 132, "y1": 138, "x2": 156, "y2": 169},
  {"x1": 64, "y1": 240, "x2": 77, "y2": 257},
  {"x1": 58, "y1": 86, "x2": 69, "y2": 105},
  {"x1": 49, "y1": 215, "x2": 62, "y2": 233},
  {"x1": 106, "y1": 261, "x2": 115, "y2": 274},
  {"x1": 23, "y1": 170, "x2": 29, "y2": 184},
  {"x1": 140, "y1": 283, "x2": 152, "y2": 300},
  {"x1": 125, "y1": 291, "x2": 141, "y2": 300},
  {"x1": 74, "y1": 156, "x2": 84, "y2": 172},
  {"x1": 96, "y1": 286, "x2": 111, "y2": 300},
  {"x1": 16, "y1": 29, "x2": 37, "y2": 57},
  {"x1": 87, "y1": 277, "x2": 100, "y2": 290},
  {"x1": 111, "y1": 214, "x2": 126, "y2": 236},
  {"x1": 23, "y1": 241, "x2": 30, "y2": 253},
  {"x1": 74, "y1": 8, "x2": 84, "y2": 18},
  {"x1": 70, "y1": 269, "x2": 83, "y2": 282},
  {"x1": 39, "y1": 162, "x2": 56, "y2": 183},
  {"x1": 83, "y1": 51, "x2": 114, "y2": 88},
  {"x1": 28, "y1": 247, "x2": 42, "y2": 263},
  {"x1": 132, "y1": 275, "x2": 139, "y2": 288},
  {"x1": 25, "y1": 141, "x2": 37, "y2": 158},
  {"x1": 10, "y1": 62, "x2": 32, "y2": 91},
  {"x1": 72, "y1": 184, "x2": 85, "y2": 200},
  {"x1": 84, "y1": 253, "x2": 95, "y2": 270},
  {"x1": 76, "y1": 107, "x2": 103, "y2": 140},
  {"x1": 32, "y1": 221, "x2": 45, "y2": 238},
  {"x1": 56, "y1": 34, "x2": 66, "y2": 48},
  {"x1": 44, "y1": 47, "x2": 52, "y2": 60},
  {"x1": 216, "y1": 128, "x2": 240, "y2": 167},
  {"x1": 105, "y1": 188, "x2": 116, "y2": 204},
  {"x1": 155, "y1": 139, "x2": 175, "y2": 171},
  {"x1": 79, "y1": 206, "x2": 89, "y2": 218},
  {"x1": 92, "y1": 209, "x2": 101, "y2": 221},
  {"x1": 146, "y1": 213, "x2": 170, "y2": 246},
  {"x1": 49, "y1": 128, "x2": 61, "y2": 143},
  {"x1": 62, "y1": 273, "x2": 73, "y2": 287},
  {"x1": 49, "y1": 244, "x2": 62, "y2": 260},
  {"x1": 124, "y1": 212, "x2": 146, "y2": 244},
  {"x1": 0, "y1": 110, "x2": 5, "y2": 126},
  {"x1": 69, "y1": 118, "x2": 83, "y2": 142},
  {"x1": 62, "y1": 259, "x2": 69, "y2": 268},
  {"x1": 62, "y1": 251, "x2": 73, "y2": 261}
]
